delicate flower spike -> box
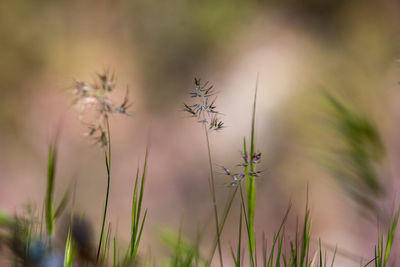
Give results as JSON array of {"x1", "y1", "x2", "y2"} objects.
[
  {"x1": 183, "y1": 103, "x2": 197, "y2": 116},
  {"x1": 209, "y1": 116, "x2": 224, "y2": 131},
  {"x1": 71, "y1": 71, "x2": 131, "y2": 148},
  {"x1": 241, "y1": 152, "x2": 249, "y2": 164},
  {"x1": 183, "y1": 78, "x2": 224, "y2": 131},
  {"x1": 218, "y1": 165, "x2": 231, "y2": 176},
  {"x1": 237, "y1": 172, "x2": 245, "y2": 178},
  {"x1": 249, "y1": 171, "x2": 263, "y2": 177},
  {"x1": 251, "y1": 152, "x2": 262, "y2": 163},
  {"x1": 230, "y1": 182, "x2": 239, "y2": 187},
  {"x1": 115, "y1": 88, "x2": 132, "y2": 115},
  {"x1": 219, "y1": 150, "x2": 263, "y2": 187},
  {"x1": 96, "y1": 71, "x2": 116, "y2": 92},
  {"x1": 218, "y1": 165, "x2": 246, "y2": 187}
]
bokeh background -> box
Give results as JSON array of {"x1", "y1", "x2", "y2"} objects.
[{"x1": 1, "y1": 0, "x2": 400, "y2": 266}]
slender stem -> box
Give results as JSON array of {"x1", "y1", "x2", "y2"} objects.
[
  {"x1": 207, "y1": 187, "x2": 238, "y2": 265},
  {"x1": 97, "y1": 117, "x2": 112, "y2": 261},
  {"x1": 239, "y1": 184, "x2": 255, "y2": 267},
  {"x1": 244, "y1": 76, "x2": 258, "y2": 264},
  {"x1": 204, "y1": 125, "x2": 223, "y2": 267},
  {"x1": 248, "y1": 76, "x2": 258, "y2": 256}
]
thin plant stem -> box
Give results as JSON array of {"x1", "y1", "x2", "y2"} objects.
[
  {"x1": 239, "y1": 184, "x2": 255, "y2": 267},
  {"x1": 247, "y1": 75, "x2": 258, "y2": 255},
  {"x1": 45, "y1": 135, "x2": 59, "y2": 247},
  {"x1": 97, "y1": 117, "x2": 112, "y2": 261},
  {"x1": 207, "y1": 187, "x2": 238, "y2": 265},
  {"x1": 204, "y1": 124, "x2": 223, "y2": 267}
]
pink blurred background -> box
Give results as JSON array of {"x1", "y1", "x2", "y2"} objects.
[{"x1": 1, "y1": 0, "x2": 400, "y2": 265}]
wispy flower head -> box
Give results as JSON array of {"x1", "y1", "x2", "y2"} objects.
[
  {"x1": 219, "y1": 152, "x2": 263, "y2": 187},
  {"x1": 183, "y1": 78, "x2": 224, "y2": 131},
  {"x1": 71, "y1": 71, "x2": 131, "y2": 147}
]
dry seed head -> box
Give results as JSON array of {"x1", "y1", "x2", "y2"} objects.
[
  {"x1": 183, "y1": 78, "x2": 224, "y2": 131},
  {"x1": 219, "y1": 152, "x2": 263, "y2": 187},
  {"x1": 70, "y1": 71, "x2": 131, "y2": 148}
]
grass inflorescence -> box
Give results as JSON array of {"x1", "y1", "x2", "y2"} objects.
[{"x1": 183, "y1": 78, "x2": 225, "y2": 267}]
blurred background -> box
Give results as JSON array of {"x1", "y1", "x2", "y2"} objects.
[{"x1": 1, "y1": 0, "x2": 400, "y2": 265}]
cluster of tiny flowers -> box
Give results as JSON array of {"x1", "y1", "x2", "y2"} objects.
[
  {"x1": 71, "y1": 72, "x2": 130, "y2": 148},
  {"x1": 183, "y1": 78, "x2": 224, "y2": 131},
  {"x1": 220, "y1": 152, "x2": 262, "y2": 187}
]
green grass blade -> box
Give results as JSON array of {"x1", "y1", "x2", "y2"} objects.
[
  {"x1": 239, "y1": 184, "x2": 255, "y2": 267},
  {"x1": 54, "y1": 186, "x2": 71, "y2": 219},
  {"x1": 262, "y1": 232, "x2": 267, "y2": 267},
  {"x1": 130, "y1": 140, "x2": 150, "y2": 263},
  {"x1": 300, "y1": 191, "x2": 311, "y2": 267},
  {"x1": 362, "y1": 257, "x2": 376, "y2": 267},
  {"x1": 64, "y1": 228, "x2": 75, "y2": 267},
  {"x1": 319, "y1": 239, "x2": 322, "y2": 267},
  {"x1": 136, "y1": 145, "x2": 149, "y2": 231},
  {"x1": 330, "y1": 245, "x2": 337, "y2": 267},
  {"x1": 130, "y1": 168, "x2": 140, "y2": 257},
  {"x1": 248, "y1": 74, "x2": 258, "y2": 247},
  {"x1": 242, "y1": 75, "x2": 259, "y2": 264},
  {"x1": 230, "y1": 243, "x2": 238, "y2": 266},
  {"x1": 275, "y1": 227, "x2": 285, "y2": 267},
  {"x1": 132, "y1": 209, "x2": 148, "y2": 261},
  {"x1": 383, "y1": 210, "x2": 399, "y2": 266},
  {"x1": 45, "y1": 141, "x2": 57, "y2": 239},
  {"x1": 101, "y1": 222, "x2": 112, "y2": 265},
  {"x1": 97, "y1": 150, "x2": 112, "y2": 261}
]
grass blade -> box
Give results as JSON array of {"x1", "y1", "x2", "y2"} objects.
[
  {"x1": 64, "y1": 227, "x2": 75, "y2": 267},
  {"x1": 45, "y1": 140, "x2": 58, "y2": 240},
  {"x1": 129, "y1": 139, "x2": 150, "y2": 263}
]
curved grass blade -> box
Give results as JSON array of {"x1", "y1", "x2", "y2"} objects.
[{"x1": 45, "y1": 139, "x2": 58, "y2": 240}]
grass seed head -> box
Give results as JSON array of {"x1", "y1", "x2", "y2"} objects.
[
  {"x1": 183, "y1": 78, "x2": 224, "y2": 131},
  {"x1": 219, "y1": 151, "x2": 263, "y2": 187},
  {"x1": 71, "y1": 71, "x2": 131, "y2": 148}
]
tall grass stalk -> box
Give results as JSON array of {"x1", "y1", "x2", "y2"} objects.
[
  {"x1": 70, "y1": 72, "x2": 131, "y2": 263},
  {"x1": 45, "y1": 137, "x2": 58, "y2": 243},
  {"x1": 204, "y1": 124, "x2": 224, "y2": 267},
  {"x1": 183, "y1": 78, "x2": 225, "y2": 266},
  {"x1": 97, "y1": 117, "x2": 112, "y2": 261},
  {"x1": 239, "y1": 183, "x2": 255, "y2": 267},
  {"x1": 243, "y1": 76, "x2": 258, "y2": 263}
]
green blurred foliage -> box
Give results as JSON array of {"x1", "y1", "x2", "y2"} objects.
[{"x1": 325, "y1": 94, "x2": 385, "y2": 215}]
